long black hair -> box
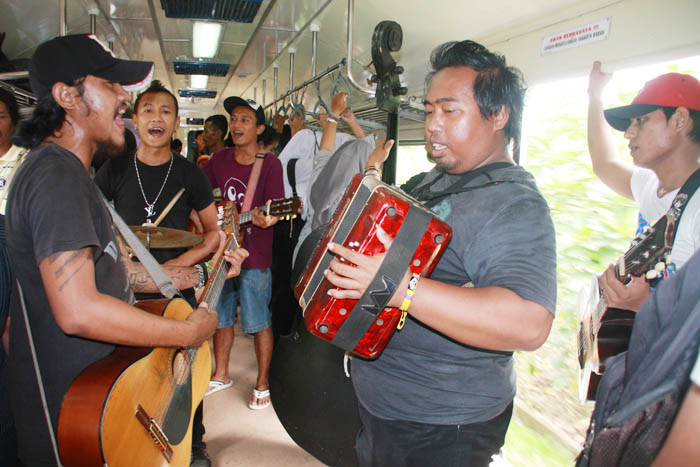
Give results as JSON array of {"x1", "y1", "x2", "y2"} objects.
[{"x1": 13, "y1": 77, "x2": 85, "y2": 149}]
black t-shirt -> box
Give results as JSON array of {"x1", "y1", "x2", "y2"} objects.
[
  {"x1": 95, "y1": 152, "x2": 214, "y2": 265},
  {"x1": 5, "y1": 143, "x2": 134, "y2": 465}
]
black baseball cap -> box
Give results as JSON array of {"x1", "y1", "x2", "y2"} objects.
[
  {"x1": 223, "y1": 96, "x2": 265, "y2": 125},
  {"x1": 29, "y1": 34, "x2": 154, "y2": 100}
]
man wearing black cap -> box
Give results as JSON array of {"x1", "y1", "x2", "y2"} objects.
[
  {"x1": 201, "y1": 97, "x2": 283, "y2": 409},
  {"x1": 588, "y1": 61, "x2": 700, "y2": 311},
  {"x1": 5, "y1": 34, "x2": 246, "y2": 466}
]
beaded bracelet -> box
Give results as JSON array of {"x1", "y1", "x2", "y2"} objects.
[
  {"x1": 397, "y1": 273, "x2": 420, "y2": 329},
  {"x1": 364, "y1": 166, "x2": 382, "y2": 178}
]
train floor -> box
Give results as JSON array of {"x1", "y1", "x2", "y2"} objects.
[
  {"x1": 202, "y1": 320, "x2": 511, "y2": 467},
  {"x1": 202, "y1": 321, "x2": 323, "y2": 466}
]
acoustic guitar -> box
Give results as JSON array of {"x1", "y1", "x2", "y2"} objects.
[
  {"x1": 57, "y1": 203, "x2": 240, "y2": 467},
  {"x1": 577, "y1": 213, "x2": 675, "y2": 402}
]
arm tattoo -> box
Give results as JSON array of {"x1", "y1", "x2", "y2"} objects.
[{"x1": 49, "y1": 249, "x2": 91, "y2": 292}]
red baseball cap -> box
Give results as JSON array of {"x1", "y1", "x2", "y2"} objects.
[{"x1": 604, "y1": 73, "x2": 700, "y2": 131}]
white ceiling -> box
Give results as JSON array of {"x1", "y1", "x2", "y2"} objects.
[{"x1": 2, "y1": 0, "x2": 699, "y2": 130}]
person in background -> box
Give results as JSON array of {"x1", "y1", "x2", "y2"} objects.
[
  {"x1": 258, "y1": 124, "x2": 280, "y2": 155},
  {"x1": 171, "y1": 137, "x2": 183, "y2": 155},
  {"x1": 587, "y1": 62, "x2": 700, "y2": 311},
  {"x1": 201, "y1": 97, "x2": 283, "y2": 410},
  {"x1": 0, "y1": 86, "x2": 24, "y2": 467},
  {"x1": 203, "y1": 114, "x2": 227, "y2": 156}
]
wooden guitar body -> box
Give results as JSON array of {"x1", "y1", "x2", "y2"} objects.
[
  {"x1": 57, "y1": 298, "x2": 211, "y2": 467},
  {"x1": 577, "y1": 214, "x2": 674, "y2": 402}
]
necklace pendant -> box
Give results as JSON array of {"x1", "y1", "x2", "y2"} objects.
[{"x1": 145, "y1": 204, "x2": 155, "y2": 217}]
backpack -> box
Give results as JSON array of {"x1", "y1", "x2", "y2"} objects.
[{"x1": 576, "y1": 249, "x2": 700, "y2": 466}]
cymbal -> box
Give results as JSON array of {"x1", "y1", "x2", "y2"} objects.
[{"x1": 130, "y1": 225, "x2": 203, "y2": 249}]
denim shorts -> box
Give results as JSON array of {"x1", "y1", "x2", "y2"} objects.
[{"x1": 214, "y1": 267, "x2": 272, "y2": 334}]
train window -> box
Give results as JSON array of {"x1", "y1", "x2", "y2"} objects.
[
  {"x1": 509, "y1": 53, "x2": 700, "y2": 464},
  {"x1": 395, "y1": 141, "x2": 434, "y2": 186}
]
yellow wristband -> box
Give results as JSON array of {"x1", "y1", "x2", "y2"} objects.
[{"x1": 397, "y1": 273, "x2": 420, "y2": 330}]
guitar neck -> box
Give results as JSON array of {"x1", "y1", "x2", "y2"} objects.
[
  {"x1": 200, "y1": 234, "x2": 240, "y2": 306},
  {"x1": 614, "y1": 214, "x2": 674, "y2": 281},
  {"x1": 238, "y1": 209, "x2": 256, "y2": 227},
  {"x1": 238, "y1": 197, "x2": 301, "y2": 227}
]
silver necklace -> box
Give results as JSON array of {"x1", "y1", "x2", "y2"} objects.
[{"x1": 134, "y1": 153, "x2": 174, "y2": 224}]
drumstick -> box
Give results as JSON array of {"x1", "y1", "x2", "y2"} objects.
[{"x1": 152, "y1": 188, "x2": 185, "y2": 227}]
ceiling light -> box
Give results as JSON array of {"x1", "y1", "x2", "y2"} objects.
[
  {"x1": 192, "y1": 22, "x2": 222, "y2": 58},
  {"x1": 191, "y1": 75, "x2": 209, "y2": 89}
]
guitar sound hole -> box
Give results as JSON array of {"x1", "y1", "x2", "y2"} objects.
[{"x1": 172, "y1": 350, "x2": 192, "y2": 385}]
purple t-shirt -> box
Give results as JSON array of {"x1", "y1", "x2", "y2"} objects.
[{"x1": 202, "y1": 147, "x2": 284, "y2": 269}]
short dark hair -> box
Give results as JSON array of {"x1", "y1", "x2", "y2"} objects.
[
  {"x1": 134, "y1": 80, "x2": 178, "y2": 115},
  {"x1": 13, "y1": 77, "x2": 85, "y2": 149},
  {"x1": 661, "y1": 107, "x2": 700, "y2": 144},
  {"x1": 205, "y1": 114, "x2": 228, "y2": 138},
  {"x1": 0, "y1": 88, "x2": 20, "y2": 127},
  {"x1": 426, "y1": 40, "x2": 526, "y2": 149},
  {"x1": 170, "y1": 138, "x2": 182, "y2": 150},
  {"x1": 257, "y1": 124, "x2": 280, "y2": 147}
]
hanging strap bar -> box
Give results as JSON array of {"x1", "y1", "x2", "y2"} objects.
[
  {"x1": 273, "y1": 65, "x2": 279, "y2": 114},
  {"x1": 262, "y1": 78, "x2": 267, "y2": 107},
  {"x1": 263, "y1": 59, "x2": 345, "y2": 112}
]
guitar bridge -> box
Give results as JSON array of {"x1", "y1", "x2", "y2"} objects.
[{"x1": 135, "y1": 404, "x2": 174, "y2": 462}]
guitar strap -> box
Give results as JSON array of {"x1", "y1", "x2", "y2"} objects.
[
  {"x1": 407, "y1": 162, "x2": 523, "y2": 287},
  {"x1": 16, "y1": 279, "x2": 64, "y2": 466},
  {"x1": 241, "y1": 153, "x2": 266, "y2": 213},
  {"x1": 287, "y1": 158, "x2": 299, "y2": 197},
  {"x1": 103, "y1": 198, "x2": 182, "y2": 299},
  {"x1": 667, "y1": 167, "x2": 700, "y2": 240}
]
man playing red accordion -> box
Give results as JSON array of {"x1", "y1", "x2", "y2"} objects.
[{"x1": 324, "y1": 40, "x2": 557, "y2": 466}]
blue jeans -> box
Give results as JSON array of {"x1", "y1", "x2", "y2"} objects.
[
  {"x1": 356, "y1": 402, "x2": 512, "y2": 467},
  {"x1": 215, "y1": 268, "x2": 272, "y2": 334}
]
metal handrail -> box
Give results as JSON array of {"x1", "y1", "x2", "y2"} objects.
[{"x1": 263, "y1": 59, "x2": 345, "y2": 112}]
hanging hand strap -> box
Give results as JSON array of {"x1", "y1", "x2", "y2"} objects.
[{"x1": 103, "y1": 198, "x2": 182, "y2": 299}]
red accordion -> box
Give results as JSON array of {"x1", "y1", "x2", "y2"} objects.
[{"x1": 294, "y1": 174, "x2": 452, "y2": 359}]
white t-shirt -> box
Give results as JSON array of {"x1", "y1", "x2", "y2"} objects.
[
  {"x1": 630, "y1": 167, "x2": 700, "y2": 269},
  {"x1": 0, "y1": 144, "x2": 28, "y2": 215},
  {"x1": 691, "y1": 347, "x2": 700, "y2": 386},
  {"x1": 278, "y1": 129, "x2": 356, "y2": 220}
]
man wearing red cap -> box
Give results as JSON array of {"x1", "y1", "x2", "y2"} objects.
[
  {"x1": 5, "y1": 34, "x2": 246, "y2": 466},
  {"x1": 588, "y1": 61, "x2": 700, "y2": 311}
]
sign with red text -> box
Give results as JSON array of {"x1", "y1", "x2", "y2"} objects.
[{"x1": 541, "y1": 18, "x2": 611, "y2": 55}]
